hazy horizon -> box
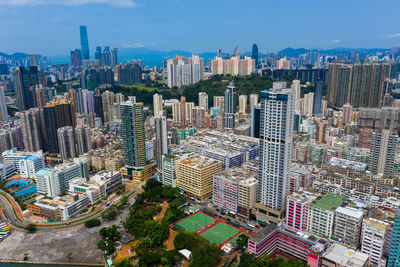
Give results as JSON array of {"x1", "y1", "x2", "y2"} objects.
[{"x1": 1, "y1": 0, "x2": 400, "y2": 56}]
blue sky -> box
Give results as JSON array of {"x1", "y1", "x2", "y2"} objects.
[{"x1": 0, "y1": 0, "x2": 400, "y2": 56}]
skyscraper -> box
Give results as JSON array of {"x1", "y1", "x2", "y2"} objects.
[
  {"x1": 327, "y1": 61, "x2": 391, "y2": 108},
  {"x1": 13, "y1": 66, "x2": 45, "y2": 111},
  {"x1": 153, "y1": 94, "x2": 163, "y2": 117},
  {"x1": 112, "y1": 48, "x2": 118, "y2": 66},
  {"x1": 313, "y1": 79, "x2": 323, "y2": 116},
  {"x1": 180, "y1": 96, "x2": 186, "y2": 127},
  {"x1": 303, "y1": 92, "x2": 314, "y2": 117},
  {"x1": 43, "y1": 99, "x2": 75, "y2": 154},
  {"x1": 249, "y1": 94, "x2": 258, "y2": 108},
  {"x1": 166, "y1": 55, "x2": 204, "y2": 88},
  {"x1": 114, "y1": 61, "x2": 143, "y2": 85},
  {"x1": 95, "y1": 46, "x2": 102, "y2": 64},
  {"x1": 102, "y1": 46, "x2": 111, "y2": 66},
  {"x1": 291, "y1": 80, "x2": 301, "y2": 111},
  {"x1": 259, "y1": 86, "x2": 294, "y2": 213},
  {"x1": 18, "y1": 108, "x2": 47, "y2": 152},
  {"x1": 198, "y1": 92, "x2": 208, "y2": 112},
  {"x1": 57, "y1": 126, "x2": 76, "y2": 160},
  {"x1": 388, "y1": 205, "x2": 400, "y2": 267},
  {"x1": 75, "y1": 125, "x2": 92, "y2": 155},
  {"x1": 29, "y1": 54, "x2": 39, "y2": 66},
  {"x1": 70, "y1": 49, "x2": 82, "y2": 68},
  {"x1": 233, "y1": 47, "x2": 239, "y2": 57},
  {"x1": 224, "y1": 81, "x2": 237, "y2": 129},
  {"x1": 239, "y1": 95, "x2": 247, "y2": 114},
  {"x1": 154, "y1": 116, "x2": 168, "y2": 170},
  {"x1": 120, "y1": 97, "x2": 146, "y2": 168},
  {"x1": 369, "y1": 130, "x2": 397, "y2": 177},
  {"x1": 0, "y1": 87, "x2": 8, "y2": 121},
  {"x1": 251, "y1": 44, "x2": 259, "y2": 67},
  {"x1": 80, "y1": 26, "x2": 90, "y2": 60},
  {"x1": 250, "y1": 105, "x2": 260, "y2": 138}
]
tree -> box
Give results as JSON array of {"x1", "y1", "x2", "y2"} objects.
[
  {"x1": 99, "y1": 225, "x2": 120, "y2": 241},
  {"x1": 235, "y1": 234, "x2": 249, "y2": 248},
  {"x1": 115, "y1": 184, "x2": 126, "y2": 195},
  {"x1": 85, "y1": 219, "x2": 101, "y2": 228},
  {"x1": 97, "y1": 240, "x2": 106, "y2": 251},
  {"x1": 102, "y1": 207, "x2": 118, "y2": 220},
  {"x1": 106, "y1": 239, "x2": 116, "y2": 254},
  {"x1": 25, "y1": 223, "x2": 37, "y2": 233},
  {"x1": 114, "y1": 258, "x2": 132, "y2": 267}
]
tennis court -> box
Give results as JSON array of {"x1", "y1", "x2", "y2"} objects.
[
  {"x1": 201, "y1": 222, "x2": 239, "y2": 245},
  {"x1": 175, "y1": 212, "x2": 215, "y2": 232}
]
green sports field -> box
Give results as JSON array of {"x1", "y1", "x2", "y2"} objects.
[
  {"x1": 175, "y1": 212, "x2": 215, "y2": 232},
  {"x1": 201, "y1": 222, "x2": 240, "y2": 245}
]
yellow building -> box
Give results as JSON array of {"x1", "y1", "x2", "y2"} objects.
[
  {"x1": 176, "y1": 155, "x2": 222, "y2": 199},
  {"x1": 120, "y1": 161, "x2": 157, "y2": 181}
]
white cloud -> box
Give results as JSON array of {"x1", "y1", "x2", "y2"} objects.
[
  {"x1": 384, "y1": 33, "x2": 400, "y2": 38},
  {"x1": 331, "y1": 39, "x2": 340, "y2": 43},
  {"x1": 122, "y1": 42, "x2": 145, "y2": 48},
  {"x1": 0, "y1": 0, "x2": 137, "y2": 7}
]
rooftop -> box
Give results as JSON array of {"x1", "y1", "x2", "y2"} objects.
[
  {"x1": 311, "y1": 193, "x2": 344, "y2": 212},
  {"x1": 250, "y1": 223, "x2": 279, "y2": 243},
  {"x1": 288, "y1": 191, "x2": 320, "y2": 204},
  {"x1": 322, "y1": 243, "x2": 369, "y2": 267},
  {"x1": 335, "y1": 207, "x2": 364, "y2": 220},
  {"x1": 179, "y1": 155, "x2": 222, "y2": 170},
  {"x1": 215, "y1": 168, "x2": 257, "y2": 183},
  {"x1": 365, "y1": 218, "x2": 389, "y2": 230}
]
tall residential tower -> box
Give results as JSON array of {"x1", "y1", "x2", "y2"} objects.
[{"x1": 259, "y1": 86, "x2": 294, "y2": 215}]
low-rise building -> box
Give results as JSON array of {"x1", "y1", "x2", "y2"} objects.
[
  {"x1": 27, "y1": 193, "x2": 90, "y2": 221},
  {"x1": 2, "y1": 148, "x2": 44, "y2": 175},
  {"x1": 0, "y1": 161, "x2": 16, "y2": 182},
  {"x1": 248, "y1": 224, "x2": 327, "y2": 267}
]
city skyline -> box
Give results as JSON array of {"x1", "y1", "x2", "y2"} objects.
[{"x1": 1, "y1": 0, "x2": 400, "y2": 56}]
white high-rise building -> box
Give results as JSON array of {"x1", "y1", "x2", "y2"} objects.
[
  {"x1": 185, "y1": 102, "x2": 195, "y2": 124},
  {"x1": 224, "y1": 81, "x2": 236, "y2": 129},
  {"x1": 239, "y1": 95, "x2": 247, "y2": 114},
  {"x1": 57, "y1": 126, "x2": 76, "y2": 160},
  {"x1": 303, "y1": 92, "x2": 314, "y2": 117},
  {"x1": 249, "y1": 94, "x2": 258, "y2": 107},
  {"x1": 171, "y1": 99, "x2": 181, "y2": 123},
  {"x1": 291, "y1": 80, "x2": 301, "y2": 111},
  {"x1": 259, "y1": 85, "x2": 294, "y2": 211},
  {"x1": 361, "y1": 218, "x2": 390, "y2": 267},
  {"x1": 198, "y1": 92, "x2": 208, "y2": 112},
  {"x1": 167, "y1": 55, "x2": 203, "y2": 88},
  {"x1": 213, "y1": 96, "x2": 224, "y2": 112},
  {"x1": 0, "y1": 87, "x2": 8, "y2": 122},
  {"x1": 154, "y1": 116, "x2": 168, "y2": 170},
  {"x1": 153, "y1": 93, "x2": 163, "y2": 117}
]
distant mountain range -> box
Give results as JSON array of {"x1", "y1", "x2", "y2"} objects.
[
  {"x1": 0, "y1": 52, "x2": 29, "y2": 59},
  {"x1": 0, "y1": 47, "x2": 392, "y2": 67}
]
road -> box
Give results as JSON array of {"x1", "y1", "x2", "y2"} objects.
[
  {"x1": 0, "y1": 192, "x2": 26, "y2": 228},
  {"x1": 0, "y1": 182, "x2": 143, "y2": 232}
]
